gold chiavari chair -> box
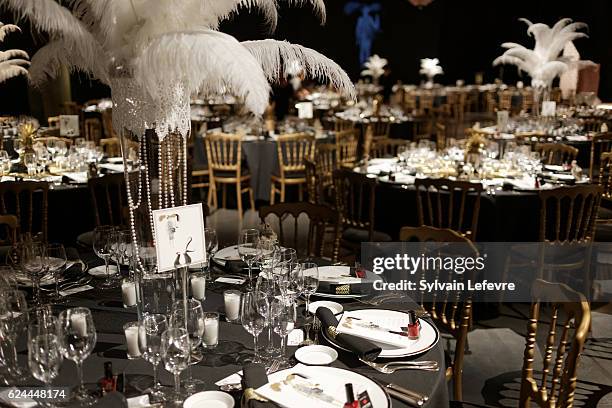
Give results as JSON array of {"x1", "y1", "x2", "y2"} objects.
[
  {"x1": 419, "y1": 91, "x2": 435, "y2": 115},
  {"x1": 413, "y1": 116, "x2": 434, "y2": 142},
  {"x1": 333, "y1": 169, "x2": 391, "y2": 257},
  {"x1": 535, "y1": 143, "x2": 579, "y2": 166},
  {"x1": 0, "y1": 214, "x2": 18, "y2": 247},
  {"x1": 365, "y1": 118, "x2": 391, "y2": 139},
  {"x1": 596, "y1": 152, "x2": 612, "y2": 222},
  {"x1": 270, "y1": 133, "x2": 316, "y2": 204},
  {"x1": 589, "y1": 132, "x2": 612, "y2": 179},
  {"x1": 259, "y1": 202, "x2": 341, "y2": 261},
  {"x1": 550, "y1": 87, "x2": 562, "y2": 103},
  {"x1": 521, "y1": 88, "x2": 534, "y2": 113},
  {"x1": 399, "y1": 226, "x2": 476, "y2": 402},
  {"x1": 335, "y1": 129, "x2": 359, "y2": 168},
  {"x1": 47, "y1": 116, "x2": 60, "y2": 128},
  {"x1": 312, "y1": 143, "x2": 337, "y2": 204},
  {"x1": 84, "y1": 118, "x2": 102, "y2": 143},
  {"x1": 370, "y1": 138, "x2": 409, "y2": 158},
  {"x1": 485, "y1": 90, "x2": 498, "y2": 113},
  {"x1": 100, "y1": 138, "x2": 121, "y2": 157},
  {"x1": 0, "y1": 182, "x2": 49, "y2": 242},
  {"x1": 581, "y1": 117, "x2": 607, "y2": 133},
  {"x1": 404, "y1": 90, "x2": 418, "y2": 112},
  {"x1": 435, "y1": 122, "x2": 447, "y2": 150},
  {"x1": 334, "y1": 119, "x2": 354, "y2": 132},
  {"x1": 88, "y1": 173, "x2": 128, "y2": 227},
  {"x1": 499, "y1": 90, "x2": 513, "y2": 111},
  {"x1": 414, "y1": 178, "x2": 483, "y2": 241},
  {"x1": 519, "y1": 279, "x2": 591, "y2": 408},
  {"x1": 205, "y1": 133, "x2": 254, "y2": 215}
]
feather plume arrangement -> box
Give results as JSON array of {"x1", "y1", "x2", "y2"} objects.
[
  {"x1": 419, "y1": 58, "x2": 443, "y2": 80},
  {"x1": 360, "y1": 54, "x2": 388, "y2": 81},
  {"x1": 493, "y1": 18, "x2": 589, "y2": 89},
  {"x1": 1, "y1": 0, "x2": 352, "y2": 138},
  {"x1": 0, "y1": 20, "x2": 29, "y2": 83}
]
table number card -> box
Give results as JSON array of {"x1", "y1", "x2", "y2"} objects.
[
  {"x1": 59, "y1": 115, "x2": 80, "y2": 136},
  {"x1": 152, "y1": 203, "x2": 207, "y2": 272},
  {"x1": 541, "y1": 101, "x2": 556, "y2": 117},
  {"x1": 295, "y1": 102, "x2": 314, "y2": 119}
]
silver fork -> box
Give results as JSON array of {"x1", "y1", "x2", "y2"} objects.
[
  {"x1": 360, "y1": 359, "x2": 439, "y2": 373},
  {"x1": 219, "y1": 360, "x2": 282, "y2": 392}
]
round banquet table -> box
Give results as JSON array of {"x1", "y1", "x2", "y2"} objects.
[{"x1": 14, "y1": 254, "x2": 449, "y2": 408}]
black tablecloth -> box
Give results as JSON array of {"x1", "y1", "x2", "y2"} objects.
[{"x1": 15, "y1": 256, "x2": 449, "y2": 408}]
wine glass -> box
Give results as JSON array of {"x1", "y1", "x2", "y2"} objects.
[
  {"x1": 271, "y1": 298, "x2": 297, "y2": 369},
  {"x1": 58, "y1": 307, "x2": 97, "y2": 404},
  {"x1": 238, "y1": 229, "x2": 260, "y2": 290},
  {"x1": 161, "y1": 328, "x2": 190, "y2": 405},
  {"x1": 301, "y1": 262, "x2": 319, "y2": 346},
  {"x1": 241, "y1": 291, "x2": 264, "y2": 363},
  {"x1": 45, "y1": 244, "x2": 67, "y2": 303},
  {"x1": 111, "y1": 229, "x2": 130, "y2": 274},
  {"x1": 2, "y1": 290, "x2": 28, "y2": 378},
  {"x1": 138, "y1": 313, "x2": 169, "y2": 403},
  {"x1": 203, "y1": 228, "x2": 218, "y2": 280},
  {"x1": 28, "y1": 315, "x2": 62, "y2": 399},
  {"x1": 170, "y1": 299, "x2": 204, "y2": 393},
  {"x1": 255, "y1": 277, "x2": 281, "y2": 361},
  {"x1": 13, "y1": 139, "x2": 25, "y2": 159},
  {"x1": 93, "y1": 226, "x2": 120, "y2": 289},
  {"x1": 23, "y1": 152, "x2": 37, "y2": 176},
  {"x1": 21, "y1": 242, "x2": 45, "y2": 306}
]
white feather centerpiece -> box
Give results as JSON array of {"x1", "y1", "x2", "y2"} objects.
[
  {"x1": 493, "y1": 17, "x2": 589, "y2": 112},
  {"x1": 360, "y1": 54, "x2": 388, "y2": 84},
  {"x1": 419, "y1": 58, "x2": 443, "y2": 87},
  {"x1": 0, "y1": 21, "x2": 29, "y2": 83}
]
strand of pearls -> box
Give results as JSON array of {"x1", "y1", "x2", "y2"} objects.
[
  {"x1": 167, "y1": 135, "x2": 175, "y2": 207},
  {"x1": 182, "y1": 134, "x2": 188, "y2": 206}
]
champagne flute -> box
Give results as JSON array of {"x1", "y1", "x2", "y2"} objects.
[
  {"x1": 203, "y1": 228, "x2": 218, "y2": 280},
  {"x1": 161, "y1": 328, "x2": 190, "y2": 405},
  {"x1": 138, "y1": 313, "x2": 169, "y2": 403},
  {"x1": 271, "y1": 298, "x2": 297, "y2": 369},
  {"x1": 241, "y1": 291, "x2": 264, "y2": 363},
  {"x1": 301, "y1": 262, "x2": 319, "y2": 346},
  {"x1": 255, "y1": 277, "x2": 281, "y2": 360},
  {"x1": 238, "y1": 229, "x2": 260, "y2": 291},
  {"x1": 170, "y1": 299, "x2": 204, "y2": 393},
  {"x1": 58, "y1": 307, "x2": 97, "y2": 404},
  {"x1": 93, "y1": 226, "x2": 119, "y2": 289},
  {"x1": 45, "y1": 244, "x2": 67, "y2": 303}
]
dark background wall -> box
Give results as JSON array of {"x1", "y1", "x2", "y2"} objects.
[{"x1": 1, "y1": 0, "x2": 610, "y2": 116}]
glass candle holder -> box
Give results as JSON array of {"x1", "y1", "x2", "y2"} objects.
[
  {"x1": 202, "y1": 312, "x2": 219, "y2": 349},
  {"x1": 123, "y1": 322, "x2": 141, "y2": 359},
  {"x1": 223, "y1": 290, "x2": 242, "y2": 323},
  {"x1": 121, "y1": 278, "x2": 137, "y2": 308},
  {"x1": 190, "y1": 272, "x2": 206, "y2": 302}
]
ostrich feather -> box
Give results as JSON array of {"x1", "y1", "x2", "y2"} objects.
[
  {"x1": 29, "y1": 39, "x2": 110, "y2": 85},
  {"x1": 419, "y1": 58, "x2": 443, "y2": 78},
  {"x1": 242, "y1": 39, "x2": 355, "y2": 99},
  {"x1": 360, "y1": 54, "x2": 388, "y2": 80},
  {"x1": 0, "y1": 63, "x2": 28, "y2": 83},
  {"x1": 0, "y1": 49, "x2": 29, "y2": 62},
  {"x1": 0, "y1": 23, "x2": 20, "y2": 42},
  {"x1": 135, "y1": 30, "x2": 271, "y2": 116}
]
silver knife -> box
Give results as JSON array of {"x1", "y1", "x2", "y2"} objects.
[
  {"x1": 386, "y1": 387, "x2": 423, "y2": 407},
  {"x1": 378, "y1": 379, "x2": 428, "y2": 404}
]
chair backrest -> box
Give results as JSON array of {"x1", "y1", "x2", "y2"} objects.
[
  {"x1": 365, "y1": 119, "x2": 391, "y2": 139},
  {"x1": 333, "y1": 168, "x2": 377, "y2": 240},
  {"x1": 419, "y1": 91, "x2": 434, "y2": 113},
  {"x1": 370, "y1": 138, "x2": 409, "y2": 159},
  {"x1": 335, "y1": 129, "x2": 358, "y2": 168},
  {"x1": 259, "y1": 202, "x2": 340, "y2": 261},
  {"x1": 0, "y1": 214, "x2": 18, "y2": 246},
  {"x1": 538, "y1": 185, "x2": 601, "y2": 243},
  {"x1": 304, "y1": 159, "x2": 318, "y2": 204},
  {"x1": 520, "y1": 279, "x2": 591, "y2": 408},
  {"x1": 0, "y1": 182, "x2": 49, "y2": 241},
  {"x1": 88, "y1": 173, "x2": 128, "y2": 227},
  {"x1": 414, "y1": 178, "x2": 483, "y2": 241},
  {"x1": 47, "y1": 116, "x2": 60, "y2": 128},
  {"x1": 276, "y1": 133, "x2": 316, "y2": 176},
  {"x1": 205, "y1": 133, "x2": 243, "y2": 175},
  {"x1": 581, "y1": 117, "x2": 607, "y2": 133},
  {"x1": 398, "y1": 225, "x2": 476, "y2": 401},
  {"x1": 499, "y1": 90, "x2": 513, "y2": 111},
  {"x1": 521, "y1": 89, "x2": 534, "y2": 112},
  {"x1": 597, "y1": 152, "x2": 612, "y2": 202},
  {"x1": 535, "y1": 143, "x2": 579, "y2": 166},
  {"x1": 100, "y1": 138, "x2": 121, "y2": 157},
  {"x1": 435, "y1": 122, "x2": 446, "y2": 150},
  {"x1": 334, "y1": 119, "x2": 354, "y2": 132},
  {"x1": 589, "y1": 132, "x2": 612, "y2": 179},
  {"x1": 84, "y1": 118, "x2": 102, "y2": 143}
]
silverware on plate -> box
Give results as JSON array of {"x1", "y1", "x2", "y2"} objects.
[{"x1": 360, "y1": 358, "x2": 439, "y2": 373}]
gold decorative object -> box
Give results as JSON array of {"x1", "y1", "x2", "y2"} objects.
[
  {"x1": 464, "y1": 131, "x2": 488, "y2": 169},
  {"x1": 17, "y1": 122, "x2": 37, "y2": 155}
]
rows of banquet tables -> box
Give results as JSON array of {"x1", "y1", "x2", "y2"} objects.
[{"x1": 11, "y1": 251, "x2": 448, "y2": 407}]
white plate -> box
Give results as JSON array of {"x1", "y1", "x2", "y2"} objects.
[
  {"x1": 294, "y1": 345, "x2": 338, "y2": 365},
  {"x1": 303, "y1": 266, "x2": 381, "y2": 298},
  {"x1": 308, "y1": 301, "x2": 343, "y2": 315},
  {"x1": 212, "y1": 246, "x2": 240, "y2": 266},
  {"x1": 183, "y1": 391, "x2": 233, "y2": 408},
  {"x1": 15, "y1": 259, "x2": 84, "y2": 287},
  {"x1": 258, "y1": 365, "x2": 389, "y2": 408},
  {"x1": 322, "y1": 309, "x2": 440, "y2": 359},
  {"x1": 88, "y1": 265, "x2": 119, "y2": 277},
  {"x1": 544, "y1": 164, "x2": 564, "y2": 172}
]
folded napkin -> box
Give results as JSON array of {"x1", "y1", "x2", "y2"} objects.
[
  {"x1": 224, "y1": 259, "x2": 248, "y2": 275},
  {"x1": 316, "y1": 307, "x2": 381, "y2": 361},
  {"x1": 93, "y1": 392, "x2": 127, "y2": 408},
  {"x1": 316, "y1": 267, "x2": 372, "y2": 296},
  {"x1": 241, "y1": 363, "x2": 277, "y2": 408}
]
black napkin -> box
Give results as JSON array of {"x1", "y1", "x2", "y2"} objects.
[
  {"x1": 316, "y1": 307, "x2": 381, "y2": 361},
  {"x1": 241, "y1": 363, "x2": 277, "y2": 408},
  {"x1": 317, "y1": 268, "x2": 371, "y2": 296},
  {"x1": 224, "y1": 259, "x2": 248, "y2": 275},
  {"x1": 92, "y1": 392, "x2": 127, "y2": 408},
  {"x1": 64, "y1": 247, "x2": 85, "y2": 280}
]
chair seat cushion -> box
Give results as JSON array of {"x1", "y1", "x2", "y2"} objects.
[
  {"x1": 342, "y1": 228, "x2": 392, "y2": 243},
  {"x1": 271, "y1": 172, "x2": 306, "y2": 180},
  {"x1": 212, "y1": 170, "x2": 250, "y2": 180},
  {"x1": 77, "y1": 230, "x2": 94, "y2": 248}
]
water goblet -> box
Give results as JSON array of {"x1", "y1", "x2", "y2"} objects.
[
  {"x1": 93, "y1": 226, "x2": 120, "y2": 289},
  {"x1": 138, "y1": 314, "x2": 169, "y2": 403},
  {"x1": 238, "y1": 229, "x2": 260, "y2": 290},
  {"x1": 161, "y1": 328, "x2": 190, "y2": 405}
]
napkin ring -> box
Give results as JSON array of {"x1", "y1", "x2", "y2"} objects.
[
  {"x1": 327, "y1": 326, "x2": 338, "y2": 339},
  {"x1": 242, "y1": 388, "x2": 269, "y2": 405},
  {"x1": 335, "y1": 284, "x2": 350, "y2": 295}
]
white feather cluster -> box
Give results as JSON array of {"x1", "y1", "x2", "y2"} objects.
[
  {"x1": 0, "y1": 21, "x2": 29, "y2": 83},
  {"x1": 1, "y1": 0, "x2": 353, "y2": 138},
  {"x1": 419, "y1": 58, "x2": 443, "y2": 80},
  {"x1": 360, "y1": 54, "x2": 388, "y2": 80},
  {"x1": 493, "y1": 18, "x2": 588, "y2": 89}
]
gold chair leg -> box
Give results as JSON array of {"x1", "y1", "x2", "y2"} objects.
[
  {"x1": 270, "y1": 182, "x2": 275, "y2": 205},
  {"x1": 222, "y1": 184, "x2": 227, "y2": 209},
  {"x1": 207, "y1": 180, "x2": 216, "y2": 208},
  {"x1": 236, "y1": 183, "x2": 243, "y2": 217},
  {"x1": 249, "y1": 189, "x2": 255, "y2": 211},
  {"x1": 280, "y1": 182, "x2": 286, "y2": 203}
]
